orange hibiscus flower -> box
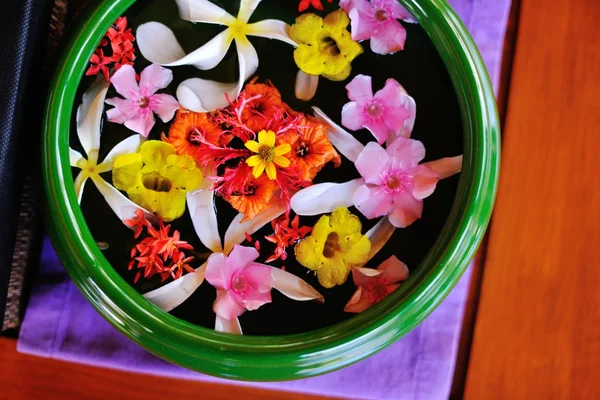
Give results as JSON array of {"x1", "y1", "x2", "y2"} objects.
[
  {"x1": 277, "y1": 116, "x2": 341, "y2": 180},
  {"x1": 241, "y1": 81, "x2": 284, "y2": 133},
  {"x1": 162, "y1": 109, "x2": 229, "y2": 164},
  {"x1": 224, "y1": 164, "x2": 278, "y2": 221}
]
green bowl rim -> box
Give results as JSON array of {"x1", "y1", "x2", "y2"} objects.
[{"x1": 42, "y1": 0, "x2": 500, "y2": 381}]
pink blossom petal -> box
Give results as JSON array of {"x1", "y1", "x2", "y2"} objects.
[
  {"x1": 344, "y1": 288, "x2": 374, "y2": 313},
  {"x1": 372, "y1": 0, "x2": 409, "y2": 18},
  {"x1": 243, "y1": 264, "x2": 273, "y2": 294},
  {"x1": 139, "y1": 64, "x2": 174, "y2": 96},
  {"x1": 363, "y1": 116, "x2": 390, "y2": 144},
  {"x1": 347, "y1": 4, "x2": 378, "y2": 41},
  {"x1": 375, "y1": 79, "x2": 412, "y2": 136},
  {"x1": 377, "y1": 255, "x2": 409, "y2": 283},
  {"x1": 353, "y1": 185, "x2": 393, "y2": 220},
  {"x1": 124, "y1": 111, "x2": 155, "y2": 137},
  {"x1": 370, "y1": 20, "x2": 406, "y2": 55},
  {"x1": 386, "y1": 137, "x2": 426, "y2": 168},
  {"x1": 109, "y1": 65, "x2": 139, "y2": 100},
  {"x1": 413, "y1": 165, "x2": 440, "y2": 200},
  {"x1": 204, "y1": 253, "x2": 230, "y2": 289},
  {"x1": 341, "y1": 102, "x2": 368, "y2": 132},
  {"x1": 423, "y1": 156, "x2": 463, "y2": 179},
  {"x1": 346, "y1": 74, "x2": 373, "y2": 102},
  {"x1": 355, "y1": 142, "x2": 389, "y2": 184},
  {"x1": 351, "y1": 266, "x2": 380, "y2": 287},
  {"x1": 228, "y1": 244, "x2": 259, "y2": 271},
  {"x1": 388, "y1": 192, "x2": 423, "y2": 228},
  {"x1": 150, "y1": 93, "x2": 179, "y2": 122},
  {"x1": 244, "y1": 290, "x2": 272, "y2": 311},
  {"x1": 105, "y1": 97, "x2": 136, "y2": 123},
  {"x1": 213, "y1": 290, "x2": 246, "y2": 320}
]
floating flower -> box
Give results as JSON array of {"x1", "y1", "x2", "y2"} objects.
[
  {"x1": 240, "y1": 80, "x2": 284, "y2": 133},
  {"x1": 225, "y1": 163, "x2": 278, "y2": 221},
  {"x1": 112, "y1": 141, "x2": 203, "y2": 222},
  {"x1": 85, "y1": 49, "x2": 112, "y2": 81},
  {"x1": 245, "y1": 130, "x2": 292, "y2": 180},
  {"x1": 277, "y1": 116, "x2": 341, "y2": 180},
  {"x1": 205, "y1": 245, "x2": 274, "y2": 320},
  {"x1": 340, "y1": 0, "x2": 415, "y2": 55},
  {"x1": 342, "y1": 75, "x2": 414, "y2": 144},
  {"x1": 296, "y1": 207, "x2": 371, "y2": 288},
  {"x1": 290, "y1": 10, "x2": 363, "y2": 81},
  {"x1": 353, "y1": 138, "x2": 440, "y2": 228},
  {"x1": 105, "y1": 64, "x2": 180, "y2": 137},
  {"x1": 344, "y1": 255, "x2": 409, "y2": 313},
  {"x1": 298, "y1": 0, "x2": 333, "y2": 12},
  {"x1": 136, "y1": 0, "x2": 296, "y2": 113},
  {"x1": 86, "y1": 17, "x2": 136, "y2": 80},
  {"x1": 265, "y1": 214, "x2": 312, "y2": 263},
  {"x1": 124, "y1": 208, "x2": 150, "y2": 239}
]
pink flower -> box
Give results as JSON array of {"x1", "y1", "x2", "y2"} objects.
[
  {"x1": 352, "y1": 138, "x2": 440, "y2": 228},
  {"x1": 204, "y1": 245, "x2": 273, "y2": 320},
  {"x1": 342, "y1": 75, "x2": 414, "y2": 144},
  {"x1": 344, "y1": 256, "x2": 409, "y2": 313},
  {"x1": 105, "y1": 64, "x2": 179, "y2": 137},
  {"x1": 340, "y1": 0, "x2": 414, "y2": 55}
]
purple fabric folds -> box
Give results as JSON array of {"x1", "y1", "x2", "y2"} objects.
[{"x1": 18, "y1": 1, "x2": 511, "y2": 398}]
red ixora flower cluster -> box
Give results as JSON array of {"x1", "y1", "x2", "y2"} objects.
[
  {"x1": 86, "y1": 17, "x2": 136, "y2": 81},
  {"x1": 264, "y1": 214, "x2": 312, "y2": 263},
  {"x1": 125, "y1": 210, "x2": 195, "y2": 284},
  {"x1": 298, "y1": 0, "x2": 333, "y2": 12}
]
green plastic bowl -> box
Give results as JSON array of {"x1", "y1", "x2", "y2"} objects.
[{"x1": 42, "y1": 0, "x2": 499, "y2": 381}]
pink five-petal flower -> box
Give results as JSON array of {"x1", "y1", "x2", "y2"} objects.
[
  {"x1": 352, "y1": 138, "x2": 440, "y2": 228},
  {"x1": 342, "y1": 75, "x2": 413, "y2": 144},
  {"x1": 105, "y1": 64, "x2": 180, "y2": 137},
  {"x1": 341, "y1": 0, "x2": 414, "y2": 55},
  {"x1": 344, "y1": 255, "x2": 409, "y2": 313},
  {"x1": 204, "y1": 245, "x2": 273, "y2": 321}
]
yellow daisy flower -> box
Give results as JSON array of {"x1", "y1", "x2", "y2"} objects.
[
  {"x1": 245, "y1": 130, "x2": 291, "y2": 180},
  {"x1": 112, "y1": 141, "x2": 203, "y2": 222},
  {"x1": 290, "y1": 9, "x2": 363, "y2": 81},
  {"x1": 296, "y1": 207, "x2": 371, "y2": 288}
]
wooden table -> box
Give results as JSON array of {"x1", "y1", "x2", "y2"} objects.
[{"x1": 3, "y1": 0, "x2": 600, "y2": 398}]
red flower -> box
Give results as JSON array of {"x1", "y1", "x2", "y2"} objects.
[
  {"x1": 298, "y1": 0, "x2": 332, "y2": 12},
  {"x1": 107, "y1": 17, "x2": 135, "y2": 45},
  {"x1": 85, "y1": 49, "x2": 112, "y2": 81},
  {"x1": 86, "y1": 16, "x2": 136, "y2": 81},
  {"x1": 124, "y1": 209, "x2": 149, "y2": 239},
  {"x1": 265, "y1": 214, "x2": 312, "y2": 263}
]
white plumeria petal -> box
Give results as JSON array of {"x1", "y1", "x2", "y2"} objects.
[
  {"x1": 143, "y1": 262, "x2": 207, "y2": 312},
  {"x1": 90, "y1": 175, "x2": 145, "y2": 223},
  {"x1": 223, "y1": 204, "x2": 286, "y2": 254},
  {"x1": 234, "y1": 37, "x2": 259, "y2": 98},
  {"x1": 138, "y1": 23, "x2": 233, "y2": 69},
  {"x1": 215, "y1": 315, "x2": 243, "y2": 335},
  {"x1": 176, "y1": 78, "x2": 238, "y2": 113},
  {"x1": 424, "y1": 155, "x2": 463, "y2": 179},
  {"x1": 290, "y1": 179, "x2": 363, "y2": 216},
  {"x1": 175, "y1": 0, "x2": 236, "y2": 24},
  {"x1": 246, "y1": 19, "x2": 297, "y2": 46},
  {"x1": 73, "y1": 172, "x2": 89, "y2": 204},
  {"x1": 237, "y1": 0, "x2": 262, "y2": 23},
  {"x1": 187, "y1": 184, "x2": 223, "y2": 253},
  {"x1": 96, "y1": 135, "x2": 145, "y2": 173},
  {"x1": 69, "y1": 148, "x2": 84, "y2": 168},
  {"x1": 76, "y1": 78, "x2": 109, "y2": 163},
  {"x1": 312, "y1": 107, "x2": 365, "y2": 162},
  {"x1": 271, "y1": 267, "x2": 324, "y2": 303},
  {"x1": 364, "y1": 217, "x2": 396, "y2": 263},
  {"x1": 295, "y1": 70, "x2": 319, "y2": 102}
]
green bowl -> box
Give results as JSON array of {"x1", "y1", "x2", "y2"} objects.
[{"x1": 43, "y1": 0, "x2": 499, "y2": 381}]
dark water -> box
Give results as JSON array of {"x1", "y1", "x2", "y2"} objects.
[{"x1": 71, "y1": 0, "x2": 463, "y2": 335}]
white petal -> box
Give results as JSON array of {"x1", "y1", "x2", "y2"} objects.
[
  {"x1": 290, "y1": 179, "x2": 362, "y2": 216},
  {"x1": 215, "y1": 315, "x2": 243, "y2": 335},
  {"x1": 90, "y1": 175, "x2": 146, "y2": 223},
  {"x1": 76, "y1": 77, "x2": 109, "y2": 163},
  {"x1": 223, "y1": 204, "x2": 286, "y2": 254},
  {"x1": 73, "y1": 172, "x2": 88, "y2": 204},
  {"x1": 295, "y1": 70, "x2": 319, "y2": 102},
  {"x1": 312, "y1": 107, "x2": 365, "y2": 162},
  {"x1": 234, "y1": 37, "x2": 259, "y2": 96},
  {"x1": 176, "y1": 78, "x2": 238, "y2": 113},
  {"x1": 246, "y1": 19, "x2": 297, "y2": 46},
  {"x1": 137, "y1": 23, "x2": 233, "y2": 70},
  {"x1": 97, "y1": 135, "x2": 145, "y2": 173},
  {"x1": 69, "y1": 148, "x2": 85, "y2": 167},
  {"x1": 364, "y1": 216, "x2": 396, "y2": 263},
  {"x1": 187, "y1": 186, "x2": 223, "y2": 253},
  {"x1": 143, "y1": 262, "x2": 207, "y2": 312},
  {"x1": 352, "y1": 266, "x2": 381, "y2": 277},
  {"x1": 424, "y1": 155, "x2": 463, "y2": 179},
  {"x1": 237, "y1": 0, "x2": 261, "y2": 23},
  {"x1": 271, "y1": 267, "x2": 324, "y2": 303},
  {"x1": 175, "y1": 0, "x2": 236, "y2": 24}
]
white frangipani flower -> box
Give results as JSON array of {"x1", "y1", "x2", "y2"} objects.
[{"x1": 136, "y1": 0, "x2": 296, "y2": 113}]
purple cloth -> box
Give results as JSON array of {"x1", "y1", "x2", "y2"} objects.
[{"x1": 18, "y1": 1, "x2": 510, "y2": 398}]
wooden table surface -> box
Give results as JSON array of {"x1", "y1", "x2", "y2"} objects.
[{"x1": 3, "y1": 0, "x2": 600, "y2": 398}]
